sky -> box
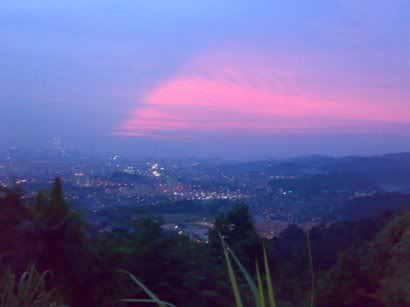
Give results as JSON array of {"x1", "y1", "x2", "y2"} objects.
[{"x1": 1, "y1": 0, "x2": 410, "y2": 159}]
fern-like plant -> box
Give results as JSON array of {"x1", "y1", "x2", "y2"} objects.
[{"x1": 0, "y1": 265, "x2": 62, "y2": 307}]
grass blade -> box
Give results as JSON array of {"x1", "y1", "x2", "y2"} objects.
[
  {"x1": 221, "y1": 237, "x2": 259, "y2": 302},
  {"x1": 221, "y1": 238, "x2": 244, "y2": 307},
  {"x1": 27, "y1": 270, "x2": 51, "y2": 304},
  {"x1": 118, "y1": 270, "x2": 175, "y2": 307},
  {"x1": 263, "y1": 245, "x2": 275, "y2": 307},
  {"x1": 17, "y1": 270, "x2": 29, "y2": 304},
  {"x1": 117, "y1": 299, "x2": 175, "y2": 306},
  {"x1": 256, "y1": 261, "x2": 266, "y2": 307}
]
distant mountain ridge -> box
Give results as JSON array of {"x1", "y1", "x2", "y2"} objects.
[{"x1": 218, "y1": 152, "x2": 410, "y2": 190}]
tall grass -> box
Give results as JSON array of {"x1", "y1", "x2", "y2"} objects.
[
  {"x1": 221, "y1": 231, "x2": 315, "y2": 307},
  {"x1": 0, "y1": 265, "x2": 62, "y2": 307},
  {"x1": 220, "y1": 235, "x2": 276, "y2": 307}
]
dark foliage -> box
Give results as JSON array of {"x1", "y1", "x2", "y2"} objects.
[
  {"x1": 0, "y1": 180, "x2": 409, "y2": 306},
  {"x1": 339, "y1": 192, "x2": 410, "y2": 219},
  {"x1": 317, "y1": 211, "x2": 410, "y2": 306}
]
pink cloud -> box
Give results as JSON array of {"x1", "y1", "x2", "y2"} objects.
[{"x1": 115, "y1": 47, "x2": 410, "y2": 138}]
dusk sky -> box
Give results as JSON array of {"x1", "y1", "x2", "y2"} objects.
[{"x1": 1, "y1": 1, "x2": 410, "y2": 159}]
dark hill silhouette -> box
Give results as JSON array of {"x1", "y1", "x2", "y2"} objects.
[{"x1": 339, "y1": 193, "x2": 410, "y2": 219}]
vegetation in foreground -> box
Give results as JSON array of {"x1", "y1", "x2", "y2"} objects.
[{"x1": 0, "y1": 178, "x2": 409, "y2": 306}]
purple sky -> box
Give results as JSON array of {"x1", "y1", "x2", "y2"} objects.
[{"x1": 1, "y1": 1, "x2": 410, "y2": 159}]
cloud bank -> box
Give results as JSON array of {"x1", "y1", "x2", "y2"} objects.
[{"x1": 116, "y1": 47, "x2": 410, "y2": 138}]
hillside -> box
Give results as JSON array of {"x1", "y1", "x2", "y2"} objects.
[{"x1": 318, "y1": 210, "x2": 410, "y2": 306}]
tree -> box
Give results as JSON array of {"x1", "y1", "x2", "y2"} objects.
[
  {"x1": 18, "y1": 178, "x2": 98, "y2": 306},
  {"x1": 209, "y1": 203, "x2": 261, "y2": 269}
]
